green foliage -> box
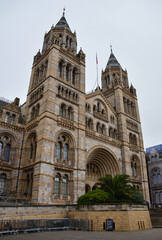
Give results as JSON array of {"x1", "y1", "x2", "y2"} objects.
[
  {"x1": 78, "y1": 189, "x2": 110, "y2": 205},
  {"x1": 97, "y1": 174, "x2": 135, "y2": 201},
  {"x1": 131, "y1": 190, "x2": 145, "y2": 204},
  {"x1": 78, "y1": 174, "x2": 145, "y2": 205}
]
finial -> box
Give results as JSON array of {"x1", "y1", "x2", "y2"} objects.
[
  {"x1": 110, "y1": 44, "x2": 112, "y2": 53},
  {"x1": 63, "y1": 7, "x2": 65, "y2": 16}
]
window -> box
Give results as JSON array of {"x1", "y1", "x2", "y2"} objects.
[
  {"x1": 67, "y1": 107, "x2": 72, "y2": 120},
  {"x1": 56, "y1": 142, "x2": 62, "y2": 159},
  {"x1": 65, "y1": 65, "x2": 69, "y2": 81},
  {"x1": 60, "y1": 104, "x2": 66, "y2": 117},
  {"x1": 54, "y1": 173, "x2": 61, "y2": 197},
  {"x1": 35, "y1": 104, "x2": 40, "y2": 117},
  {"x1": 28, "y1": 134, "x2": 37, "y2": 161},
  {"x1": 0, "y1": 174, "x2": 6, "y2": 195},
  {"x1": 58, "y1": 62, "x2": 62, "y2": 78},
  {"x1": 62, "y1": 175, "x2": 68, "y2": 198},
  {"x1": 30, "y1": 143, "x2": 33, "y2": 160},
  {"x1": 96, "y1": 122, "x2": 100, "y2": 132},
  {"x1": 87, "y1": 119, "x2": 93, "y2": 130},
  {"x1": 3, "y1": 144, "x2": 11, "y2": 161},
  {"x1": 72, "y1": 69, "x2": 76, "y2": 84},
  {"x1": 0, "y1": 142, "x2": 2, "y2": 158},
  {"x1": 0, "y1": 136, "x2": 12, "y2": 161},
  {"x1": 4, "y1": 112, "x2": 10, "y2": 123},
  {"x1": 55, "y1": 134, "x2": 73, "y2": 163},
  {"x1": 101, "y1": 124, "x2": 106, "y2": 134},
  {"x1": 160, "y1": 192, "x2": 162, "y2": 203},
  {"x1": 153, "y1": 169, "x2": 161, "y2": 184},
  {"x1": 11, "y1": 114, "x2": 15, "y2": 124},
  {"x1": 63, "y1": 144, "x2": 68, "y2": 160}
]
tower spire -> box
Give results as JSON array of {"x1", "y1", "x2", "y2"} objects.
[
  {"x1": 63, "y1": 7, "x2": 65, "y2": 17},
  {"x1": 110, "y1": 44, "x2": 112, "y2": 53}
]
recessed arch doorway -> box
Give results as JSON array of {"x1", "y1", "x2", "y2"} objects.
[{"x1": 85, "y1": 146, "x2": 120, "y2": 193}]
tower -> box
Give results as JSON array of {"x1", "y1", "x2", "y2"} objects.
[
  {"x1": 20, "y1": 11, "x2": 86, "y2": 204},
  {"x1": 101, "y1": 48, "x2": 149, "y2": 200}
]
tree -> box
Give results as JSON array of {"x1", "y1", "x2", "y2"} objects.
[{"x1": 97, "y1": 174, "x2": 136, "y2": 201}]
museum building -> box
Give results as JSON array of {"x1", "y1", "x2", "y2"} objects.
[{"x1": 0, "y1": 12, "x2": 149, "y2": 204}]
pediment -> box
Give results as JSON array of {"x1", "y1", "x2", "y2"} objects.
[
  {"x1": 3, "y1": 102, "x2": 20, "y2": 114},
  {"x1": 86, "y1": 89, "x2": 117, "y2": 117}
]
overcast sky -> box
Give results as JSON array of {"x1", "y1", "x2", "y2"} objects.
[{"x1": 0, "y1": 0, "x2": 162, "y2": 148}]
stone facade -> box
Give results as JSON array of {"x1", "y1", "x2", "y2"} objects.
[
  {"x1": 146, "y1": 144, "x2": 162, "y2": 205},
  {"x1": 0, "y1": 12, "x2": 149, "y2": 204}
]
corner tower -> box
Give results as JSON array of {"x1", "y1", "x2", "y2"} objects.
[
  {"x1": 101, "y1": 49, "x2": 149, "y2": 201},
  {"x1": 20, "y1": 11, "x2": 86, "y2": 204}
]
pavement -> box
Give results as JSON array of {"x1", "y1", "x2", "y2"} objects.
[{"x1": 1, "y1": 229, "x2": 162, "y2": 240}]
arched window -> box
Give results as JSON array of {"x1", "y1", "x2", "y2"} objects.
[
  {"x1": 66, "y1": 36, "x2": 69, "y2": 47},
  {"x1": 24, "y1": 174, "x2": 30, "y2": 196},
  {"x1": 3, "y1": 143, "x2": 11, "y2": 161},
  {"x1": 109, "y1": 127, "x2": 113, "y2": 137},
  {"x1": 4, "y1": 112, "x2": 10, "y2": 123},
  {"x1": 11, "y1": 114, "x2": 16, "y2": 124},
  {"x1": 96, "y1": 122, "x2": 100, "y2": 132},
  {"x1": 31, "y1": 107, "x2": 36, "y2": 120},
  {"x1": 69, "y1": 39, "x2": 72, "y2": 48},
  {"x1": 72, "y1": 69, "x2": 76, "y2": 85},
  {"x1": 28, "y1": 134, "x2": 37, "y2": 162},
  {"x1": 58, "y1": 62, "x2": 62, "y2": 78},
  {"x1": 56, "y1": 142, "x2": 62, "y2": 159},
  {"x1": 63, "y1": 144, "x2": 68, "y2": 161},
  {"x1": 35, "y1": 104, "x2": 40, "y2": 117},
  {"x1": 60, "y1": 104, "x2": 66, "y2": 117},
  {"x1": 65, "y1": 65, "x2": 69, "y2": 81},
  {"x1": 101, "y1": 124, "x2": 106, "y2": 135},
  {"x1": 0, "y1": 174, "x2": 6, "y2": 195},
  {"x1": 131, "y1": 162, "x2": 133, "y2": 176},
  {"x1": 153, "y1": 169, "x2": 161, "y2": 184},
  {"x1": 62, "y1": 175, "x2": 68, "y2": 198},
  {"x1": 54, "y1": 173, "x2": 61, "y2": 197},
  {"x1": 0, "y1": 142, "x2": 2, "y2": 158},
  {"x1": 134, "y1": 162, "x2": 137, "y2": 175},
  {"x1": 67, "y1": 107, "x2": 73, "y2": 120},
  {"x1": 30, "y1": 143, "x2": 33, "y2": 160},
  {"x1": 88, "y1": 119, "x2": 93, "y2": 130}
]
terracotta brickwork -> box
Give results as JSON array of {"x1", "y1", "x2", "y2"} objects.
[{"x1": 0, "y1": 12, "x2": 150, "y2": 205}]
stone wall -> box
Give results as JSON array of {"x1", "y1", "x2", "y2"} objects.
[{"x1": 0, "y1": 204, "x2": 152, "y2": 231}]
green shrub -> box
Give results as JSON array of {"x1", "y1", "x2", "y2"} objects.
[
  {"x1": 131, "y1": 190, "x2": 145, "y2": 204},
  {"x1": 78, "y1": 189, "x2": 110, "y2": 205}
]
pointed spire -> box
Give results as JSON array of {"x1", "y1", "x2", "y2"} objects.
[
  {"x1": 105, "y1": 47, "x2": 120, "y2": 71},
  {"x1": 63, "y1": 7, "x2": 65, "y2": 17},
  {"x1": 110, "y1": 44, "x2": 112, "y2": 53},
  {"x1": 54, "y1": 9, "x2": 72, "y2": 32}
]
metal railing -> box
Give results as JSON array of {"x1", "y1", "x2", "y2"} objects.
[{"x1": 0, "y1": 218, "x2": 89, "y2": 235}]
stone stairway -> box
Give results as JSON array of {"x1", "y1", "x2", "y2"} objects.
[{"x1": 150, "y1": 209, "x2": 162, "y2": 228}]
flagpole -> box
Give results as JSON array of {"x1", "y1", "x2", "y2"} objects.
[{"x1": 96, "y1": 53, "x2": 99, "y2": 87}]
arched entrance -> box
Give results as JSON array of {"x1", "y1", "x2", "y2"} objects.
[{"x1": 85, "y1": 146, "x2": 120, "y2": 192}]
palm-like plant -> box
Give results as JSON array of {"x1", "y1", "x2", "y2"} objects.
[{"x1": 97, "y1": 174, "x2": 135, "y2": 201}]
